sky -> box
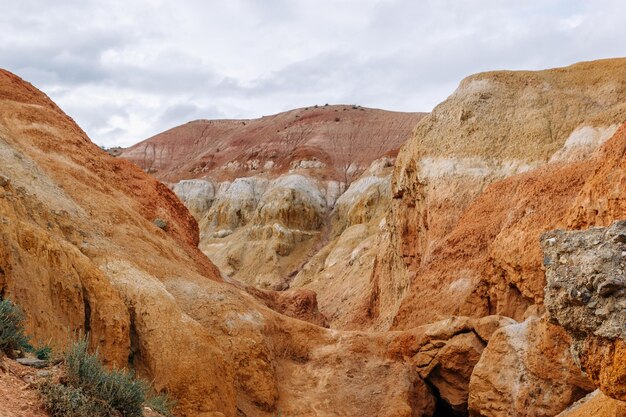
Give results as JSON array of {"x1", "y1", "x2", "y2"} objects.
[{"x1": 1, "y1": 0, "x2": 625, "y2": 147}]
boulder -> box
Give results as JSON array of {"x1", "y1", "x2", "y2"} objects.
[{"x1": 468, "y1": 317, "x2": 594, "y2": 417}]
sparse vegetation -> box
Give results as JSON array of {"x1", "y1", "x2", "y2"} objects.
[
  {"x1": 64, "y1": 339, "x2": 147, "y2": 416},
  {"x1": 39, "y1": 381, "x2": 117, "y2": 417},
  {"x1": 280, "y1": 124, "x2": 313, "y2": 154},
  {"x1": 0, "y1": 299, "x2": 31, "y2": 357},
  {"x1": 38, "y1": 338, "x2": 175, "y2": 417},
  {"x1": 325, "y1": 116, "x2": 413, "y2": 185}
]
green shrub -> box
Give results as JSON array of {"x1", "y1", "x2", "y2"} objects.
[
  {"x1": 39, "y1": 380, "x2": 117, "y2": 417},
  {"x1": 0, "y1": 299, "x2": 31, "y2": 356},
  {"x1": 37, "y1": 336, "x2": 175, "y2": 417},
  {"x1": 34, "y1": 344, "x2": 53, "y2": 360},
  {"x1": 65, "y1": 339, "x2": 146, "y2": 417}
]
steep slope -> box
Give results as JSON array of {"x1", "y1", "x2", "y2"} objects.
[
  {"x1": 0, "y1": 69, "x2": 235, "y2": 415},
  {"x1": 364, "y1": 58, "x2": 626, "y2": 330}
]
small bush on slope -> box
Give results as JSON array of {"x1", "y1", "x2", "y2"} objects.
[
  {"x1": 64, "y1": 339, "x2": 147, "y2": 417},
  {"x1": 40, "y1": 338, "x2": 176, "y2": 417},
  {"x1": 0, "y1": 299, "x2": 31, "y2": 356},
  {"x1": 39, "y1": 380, "x2": 117, "y2": 417}
]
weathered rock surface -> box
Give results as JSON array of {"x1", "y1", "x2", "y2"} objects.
[
  {"x1": 468, "y1": 317, "x2": 594, "y2": 417},
  {"x1": 127, "y1": 60, "x2": 626, "y2": 338},
  {"x1": 119, "y1": 103, "x2": 424, "y2": 293},
  {"x1": 0, "y1": 68, "x2": 235, "y2": 416},
  {"x1": 289, "y1": 158, "x2": 395, "y2": 327},
  {"x1": 379, "y1": 58, "x2": 626, "y2": 330},
  {"x1": 543, "y1": 220, "x2": 626, "y2": 401},
  {"x1": 556, "y1": 390, "x2": 626, "y2": 417}
]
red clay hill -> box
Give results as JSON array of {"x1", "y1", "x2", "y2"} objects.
[{"x1": 120, "y1": 105, "x2": 426, "y2": 184}]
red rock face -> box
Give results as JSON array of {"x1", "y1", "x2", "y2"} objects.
[
  {"x1": 389, "y1": 123, "x2": 626, "y2": 331},
  {"x1": 119, "y1": 105, "x2": 426, "y2": 183},
  {"x1": 367, "y1": 58, "x2": 626, "y2": 331},
  {"x1": 0, "y1": 68, "x2": 234, "y2": 415},
  {"x1": 566, "y1": 123, "x2": 626, "y2": 229}
]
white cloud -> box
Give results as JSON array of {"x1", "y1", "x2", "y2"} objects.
[{"x1": 0, "y1": 0, "x2": 625, "y2": 147}]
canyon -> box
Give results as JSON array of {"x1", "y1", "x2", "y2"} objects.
[{"x1": 0, "y1": 57, "x2": 625, "y2": 417}]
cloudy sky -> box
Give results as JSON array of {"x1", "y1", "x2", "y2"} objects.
[{"x1": 1, "y1": 0, "x2": 625, "y2": 147}]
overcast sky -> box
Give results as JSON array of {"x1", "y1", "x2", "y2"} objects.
[{"x1": 1, "y1": 0, "x2": 625, "y2": 147}]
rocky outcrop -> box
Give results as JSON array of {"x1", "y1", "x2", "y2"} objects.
[
  {"x1": 171, "y1": 154, "x2": 397, "y2": 298},
  {"x1": 129, "y1": 112, "x2": 417, "y2": 291},
  {"x1": 192, "y1": 174, "x2": 335, "y2": 288},
  {"x1": 372, "y1": 58, "x2": 626, "y2": 330},
  {"x1": 468, "y1": 317, "x2": 594, "y2": 417},
  {"x1": 543, "y1": 220, "x2": 626, "y2": 401},
  {"x1": 134, "y1": 60, "x2": 626, "y2": 337},
  {"x1": 0, "y1": 69, "x2": 235, "y2": 416},
  {"x1": 288, "y1": 157, "x2": 395, "y2": 327},
  {"x1": 119, "y1": 104, "x2": 424, "y2": 293}
]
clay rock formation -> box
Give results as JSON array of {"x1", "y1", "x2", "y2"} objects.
[
  {"x1": 0, "y1": 67, "x2": 444, "y2": 417},
  {"x1": 192, "y1": 174, "x2": 335, "y2": 288},
  {"x1": 372, "y1": 58, "x2": 626, "y2": 330},
  {"x1": 289, "y1": 157, "x2": 395, "y2": 327},
  {"x1": 543, "y1": 220, "x2": 626, "y2": 401},
  {"x1": 6, "y1": 55, "x2": 626, "y2": 416},
  {"x1": 120, "y1": 105, "x2": 425, "y2": 184},
  {"x1": 120, "y1": 106, "x2": 424, "y2": 291},
  {"x1": 123, "y1": 59, "x2": 626, "y2": 337},
  {"x1": 427, "y1": 124, "x2": 626, "y2": 417},
  {"x1": 0, "y1": 68, "x2": 235, "y2": 416}
]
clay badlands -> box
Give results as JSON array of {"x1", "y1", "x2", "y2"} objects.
[{"x1": 1, "y1": 58, "x2": 626, "y2": 417}]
